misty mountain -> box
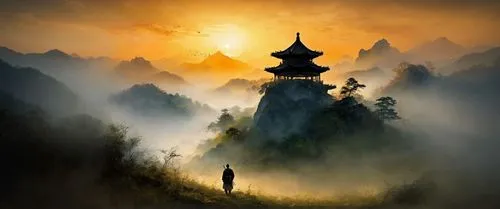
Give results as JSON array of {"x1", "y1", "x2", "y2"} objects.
[
  {"x1": 443, "y1": 58, "x2": 500, "y2": 104},
  {"x1": 115, "y1": 57, "x2": 188, "y2": 89},
  {"x1": 406, "y1": 37, "x2": 466, "y2": 66},
  {"x1": 0, "y1": 47, "x2": 85, "y2": 73},
  {"x1": 355, "y1": 39, "x2": 405, "y2": 70},
  {"x1": 380, "y1": 63, "x2": 436, "y2": 95},
  {"x1": 379, "y1": 59, "x2": 500, "y2": 132},
  {"x1": 148, "y1": 71, "x2": 187, "y2": 85},
  {"x1": 213, "y1": 78, "x2": 269, "y2": 94},
  {"x1": 0, "y1": 47, "x2": 115, "y2": 75},
  {"x1": 0, "y1": 59, "x2": 78, "y2": 116},
  {"x1": 441, "y1": 47, "x2": 500, "y2": 73},
  {"x1": 115, "y1": 57, "x2": 159, "y2": 78},
  {"x1": 353, "y1": 37, "x2": 490, "y2": 72},
  {"x1": 180, "y1": 51, "x2": 254, "y2": 82},
  {"x1": 380, "y1": 58, "x2": 500, "y2": 98},
  {"x1": 0, "y1": 91, "x2": 42, "y2": 115},
  {"x1": 109, "y1": 83, "x2": 213, "y2": 118},
  {"x1": 199, "y1": 51, "x2": 251, "y2": 70},
  {"x1": 0, "y1": 46, "x2": 118, "y2": 97}
]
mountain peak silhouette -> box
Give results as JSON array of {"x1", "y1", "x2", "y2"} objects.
[
  {"x1": 129, "y1": 57, "x2": 155, "y2": 68},
  {"x1": 200, "y1": 51, "x2": 244, "y2": 67},
  {"x1": 372, "y1": 39, "x2": 391, "y2": 50},
  {"x1": 180, "y1": 50, "x2": 253, "y2": 81},
  {"x1": 213, "y1": 50, "x2": 227, "y2": 57},
  {"x1": 44, "y1": 49, "x2": 71, "y2": 58},
  {"x1": 407, "y1": 37, "x2": 465, "y2": 63},
  {"x1": 115, "y1": 57, "x2": 158, "y2": 78}
]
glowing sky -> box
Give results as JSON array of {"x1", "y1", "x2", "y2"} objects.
[{"x1": 0, "y1": 0, "x2": 499, "y2": 65}]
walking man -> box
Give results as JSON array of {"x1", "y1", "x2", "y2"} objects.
[{"x1": 222, "y1": 164, "x2": 235, "y2": 195}]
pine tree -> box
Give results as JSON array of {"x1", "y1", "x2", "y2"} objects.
[
  {"x1": 207, "y1": 109, "x2": 235, "y2": 132},
  {"x1": 374, "y1": 96, "x2": 401, "y2": 121},
  {"x1": 340, "y1": 77, "x2": 366, "y2": 98}
]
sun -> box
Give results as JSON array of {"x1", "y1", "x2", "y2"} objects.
[{"x1": 208, "y1": 24, "x2": 246, "y2": 57}]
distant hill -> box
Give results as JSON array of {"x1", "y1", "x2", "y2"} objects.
[
  {"x1": 148, "y1": 71, "x2": 187, "y2": 85},
  {"x1": 115, "y1": 57, "x2": 188, "y2": 88},
  {"x1": 115, "y1": 57, "x2": 159, "y2": 78},
  {"x1": 0, "y1": 59, "x2": 79, "y2": 116},
  {"x1": 406, "y1": 37, "x2": 466, "y2": 65},
  {"x1": 0, "y1": 47, "x2": 115, "y2": 75},
  {"x1": 214, "y1": 78, "x2": 269, "y2": 94},
  {"x1": 180, "y1": 51, "x2": 254, "y2": 82},
  {"x1": 353, "y1": 38, "x2": 490, "y2": 71},
  {"x1": 110, "y1": 84, "x2": 213, "y2": 118},
  {"x1": 443, "y1": 47, "x2": 500, "y2": 73},
  {"x1": 0, "y1": 47, "x2": 118, "y2": 94},
  {"x1": 355, "y1": 39, "x2": 405, "y2": 70},
  {"x1": 379, "y1": 63, "x2": 436, "y2": 95}
]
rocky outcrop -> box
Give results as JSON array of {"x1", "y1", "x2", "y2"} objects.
[{"x1": 252, "y1": 80, "x2": 335, "y2": 140}]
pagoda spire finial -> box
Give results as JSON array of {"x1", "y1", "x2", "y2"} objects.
[{"x1": 296, "y1": 32, "x2": 300, "y2": 40}]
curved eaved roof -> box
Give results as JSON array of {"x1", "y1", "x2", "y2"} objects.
[{"x1": 271, "y1": 32, "x2": 323, "y2": 59}]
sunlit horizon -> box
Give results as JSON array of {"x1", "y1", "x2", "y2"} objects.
[{"x1": 1, "y1": 0, "x2": 499, "y2": 66}]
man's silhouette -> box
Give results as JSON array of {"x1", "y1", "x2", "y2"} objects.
[{"x1": 222, "y1": 164, "x2": 235, "y2": 195}]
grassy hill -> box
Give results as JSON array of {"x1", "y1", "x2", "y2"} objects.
[{"x1": 0, "y1": 108, "x2": 397, "y2": 209}]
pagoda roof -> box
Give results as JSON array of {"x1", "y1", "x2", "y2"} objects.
[
  {"x1": 265, "y1": 62, "x2": 330, "y2": 75},
  {"x1": 271, "y1": 33, "x2": 323, "y2": 59}
]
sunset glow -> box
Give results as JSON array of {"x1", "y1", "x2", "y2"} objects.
[
  {"x1": 0, "y1": 0, "x2": 499, "y2": 65},
  {"x1": 209, "y1": 24, "x2": 247, "y2": 57}
]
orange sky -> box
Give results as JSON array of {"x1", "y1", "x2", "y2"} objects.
[{"x1": 1, "y1": 0, "x2": 499, "y2": 66}]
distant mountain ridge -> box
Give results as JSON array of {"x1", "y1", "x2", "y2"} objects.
[
  {"x1": 114, "y1": 57, "x2": 188, "y2": 89},
  {"x1": 407, "y1": 37, "x2": 466, "y2": 60},
  {"x1": 355, "y1": 39, "x2": 404, "y2": 69},
  {"x1": 0, "y1": 46, "x2": 115, "y2": 73},
  {"x1": 0, "y1": 59, "x2": 79, "y2": 116},
  {"x1": 180, "y1": 51, "x2": 254, "y2": 82},
  {"x1": 353, "y1": 37, "x2": 496, "y2": 73},
  {"x1": 452, "y1": 47, "x2": 500, "y2": 69},
  {"x1": 110, "y1": 84, "x2": 213, "y2": 118}
]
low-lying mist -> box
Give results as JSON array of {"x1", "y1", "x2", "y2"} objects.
[{"x1": 4, "y1": 52, "x2": 500, "y2": 208}]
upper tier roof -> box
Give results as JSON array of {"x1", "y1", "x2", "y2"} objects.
[
  {"x1": 271, "y1": 32, "x2": 323, "y2": 59},
  {"x1": 265, "y1": 62, "x2": 330, "y2": 75}
]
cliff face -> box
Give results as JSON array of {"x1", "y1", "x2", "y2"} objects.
[{"x1": 252, "y1": 80, "x2": 334, "y2": 141}]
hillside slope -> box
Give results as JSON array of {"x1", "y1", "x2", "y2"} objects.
[{"x1": 0, "y1": 59, "x2": 78, "y2": 116}]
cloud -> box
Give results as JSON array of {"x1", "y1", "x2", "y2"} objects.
[
  {"x1": 134, "y1": 24, "x2": 209, "y2": 38},
  {"x1": 135, "y1": 24, "x2": 176, "y2": 37}
]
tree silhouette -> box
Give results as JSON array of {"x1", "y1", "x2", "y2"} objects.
[
  {"x1": 374, "y1": 96, "x2": 401, "y2": 121},
  {"x1": 207, "y1": 108, "x2": 235, "y2": 132},
  {"x1": 225, "y1": 127, "x2": 242, "y2": 141},
  {"x1": 340, "y1": 77, "x2": 366, "y2": 98}
]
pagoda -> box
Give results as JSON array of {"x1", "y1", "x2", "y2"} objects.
[{"x1": 265, "y1": 32, "x2": 330, "y2": 82}]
